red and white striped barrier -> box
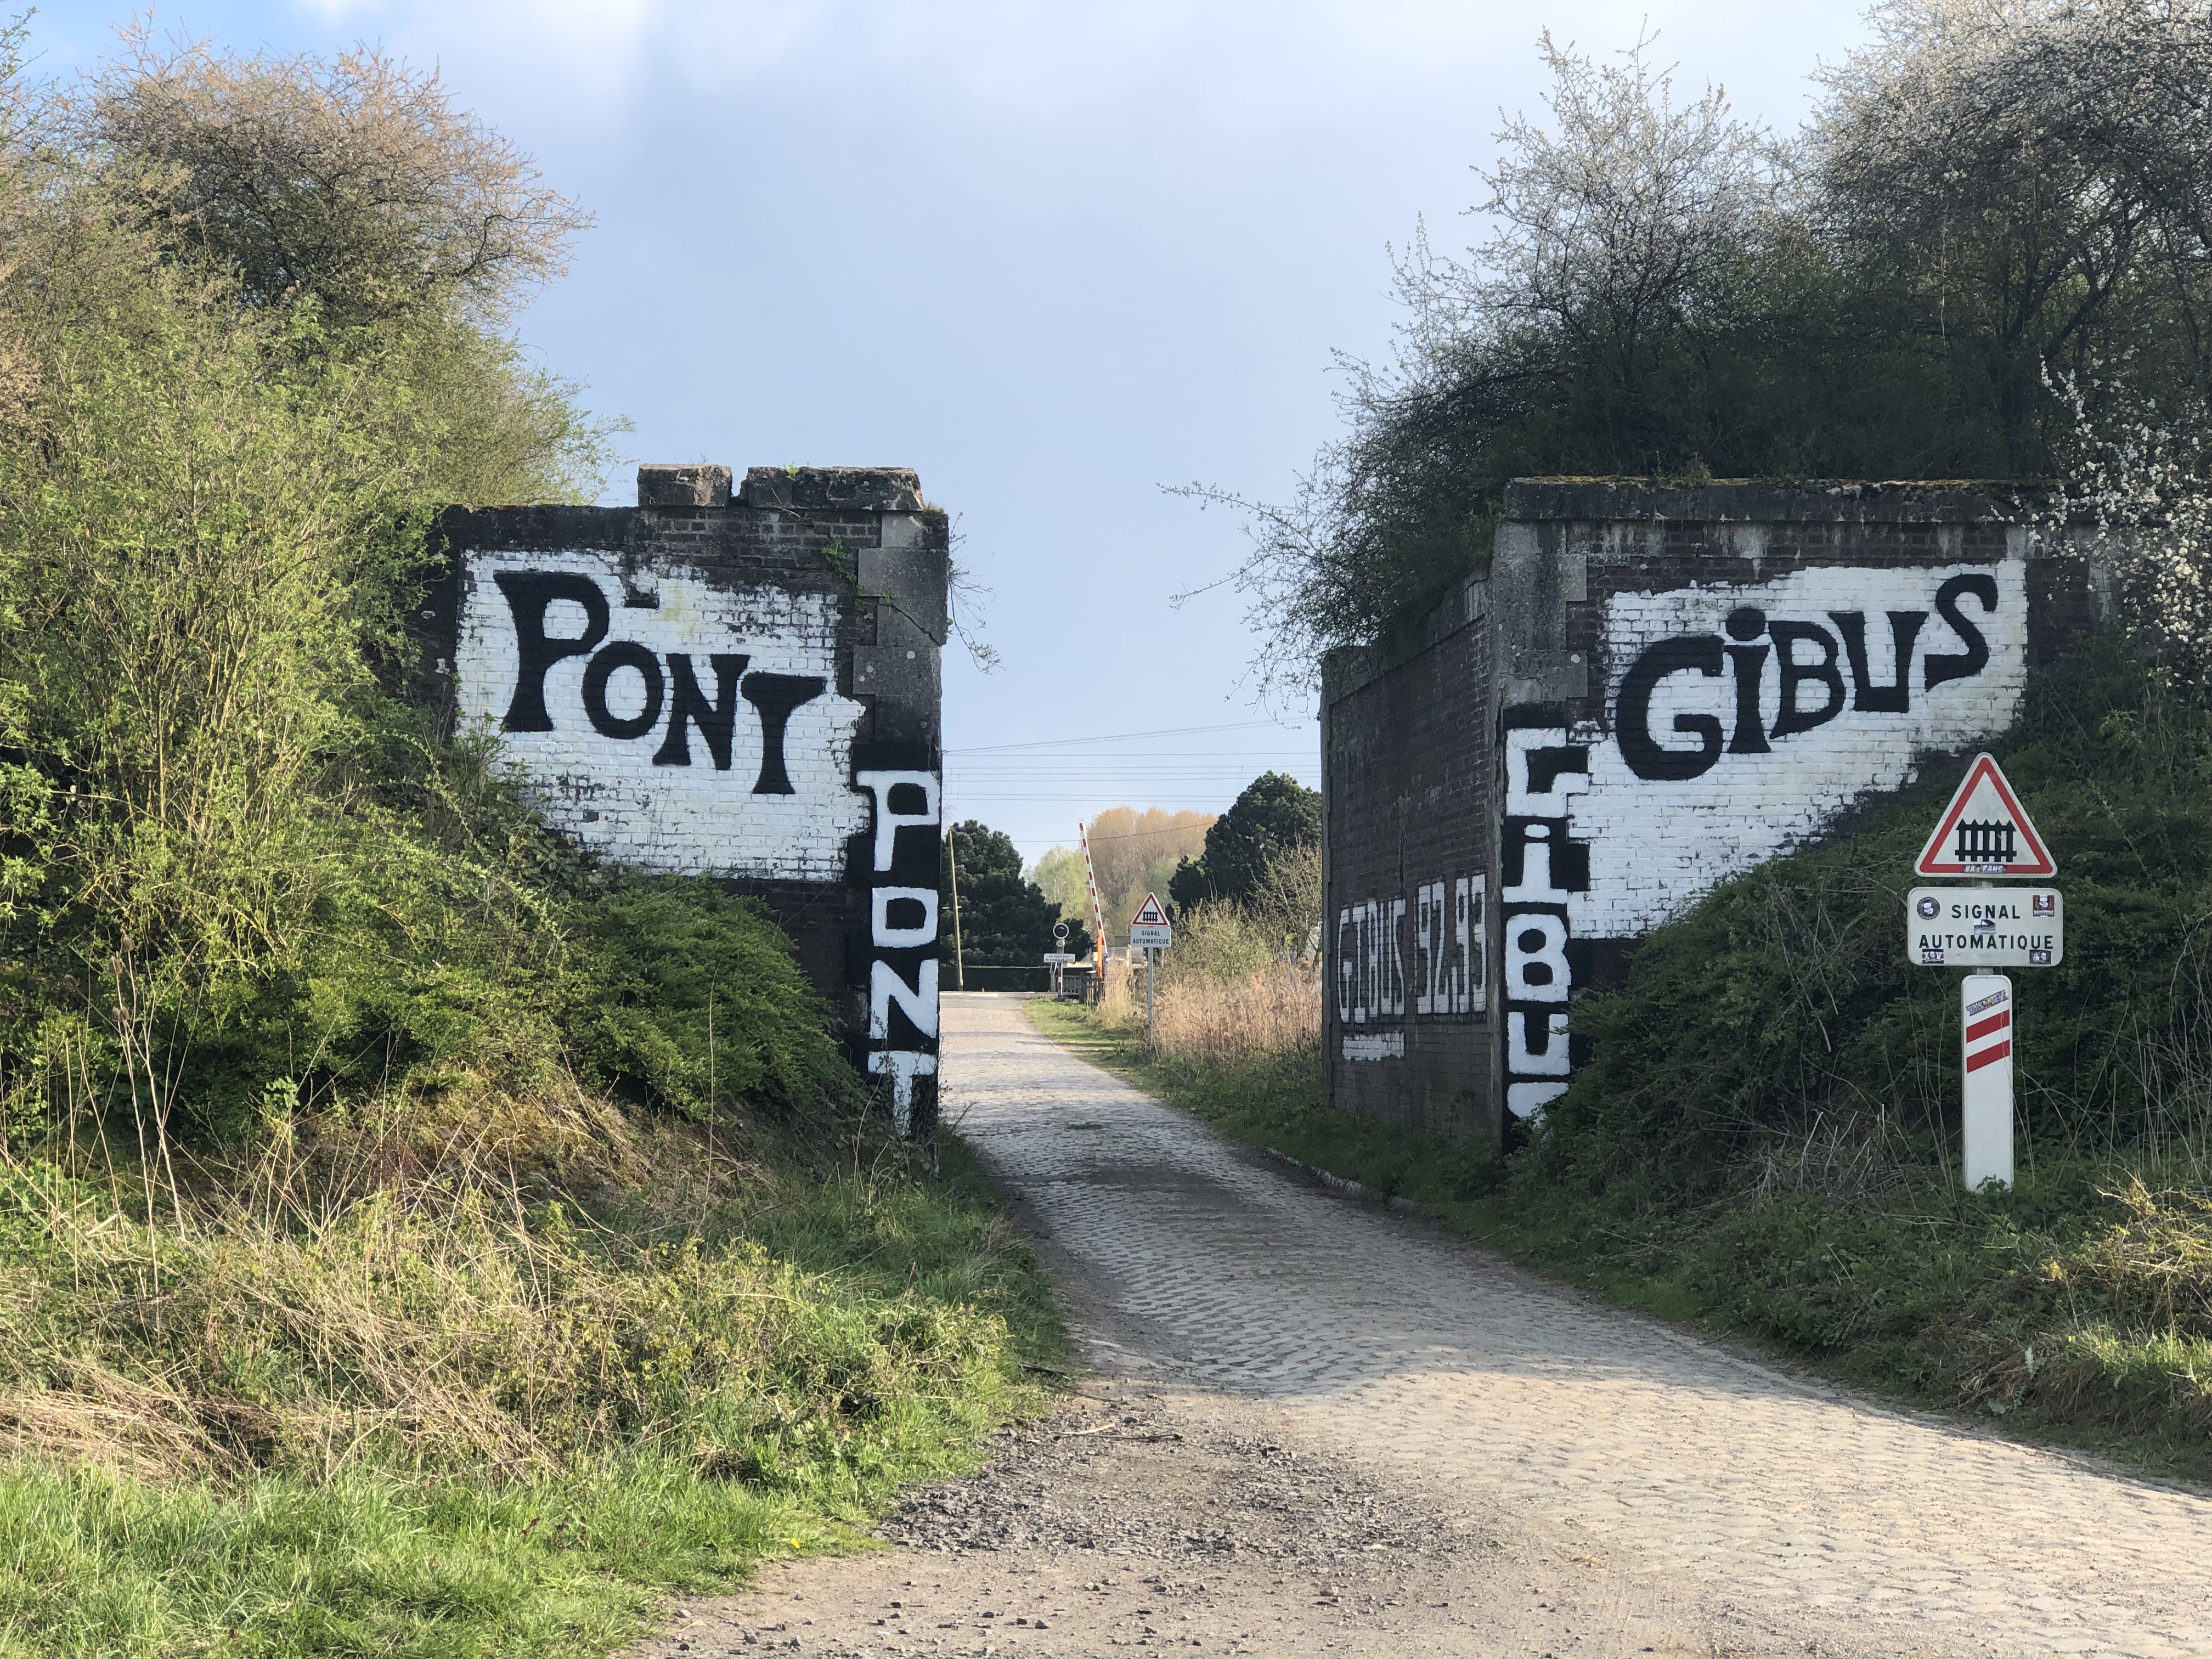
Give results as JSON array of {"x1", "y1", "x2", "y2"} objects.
[
  {"x1": 1078, "y1": 821, "x2": 1107, "y2": 969},
  {"x1": 1961, "y1": 973, "x2": 2014, "y2": 1189}
]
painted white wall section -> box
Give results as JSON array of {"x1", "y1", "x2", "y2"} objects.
[
  {"x1": 1498, "y1": 557, "x2": 2029, "y2": 1119},
  {"x1": 1572, "y1": 559, "x2": 2027, "y2": 939},
  {"x1": 453, "y1": 550, "x2": 868, "y2": 881}
]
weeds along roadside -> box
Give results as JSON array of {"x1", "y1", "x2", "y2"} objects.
[
  {"x1": 0, "y1": 35, "x2": 1066, "y2": 1656},
  {"x1": 1030, "y1": 691, "x2": 2212, "y2": 1481},
  {"x1": 0, "y1": 1087, "x2": 1062, "y2": 1659}
]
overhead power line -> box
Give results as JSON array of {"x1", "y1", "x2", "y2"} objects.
[{"x1": 945, "y1": 718, "x2": 1305, "y2": 756}]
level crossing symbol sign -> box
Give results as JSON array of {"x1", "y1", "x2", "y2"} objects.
[
  {"x1": 1128, "y1": 892, "x2": 1172, "y2": 950},
  {"x1": 1912, "y1": 752, "x2": 2055, "y2": 878}
]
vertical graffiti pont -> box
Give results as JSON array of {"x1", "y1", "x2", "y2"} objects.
[
  {"x1": 855, "y1": 769, "x2": 941, "y2": 1135},
  {"x1": 428, "y1": 464, "x2": 952, "y2": 1137}
]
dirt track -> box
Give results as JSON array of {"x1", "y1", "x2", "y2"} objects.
[{"x1": 626, "y1": 994, "x2": 2212, "y2": 1659}]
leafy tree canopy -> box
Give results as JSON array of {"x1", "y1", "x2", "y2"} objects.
[
  {"x1": 0, "y1": 22, "x2": 819, "y2": 1144},
  {"x1": 73, "y1": 24, "x2": 589, "y2": 328},
  {"x1": 1193, "y1": 2, "x2": 2212, "y2": 692},
  {"x1": 1169, "y1": 772, "x2": 1322, "y2": 911},
  {"x1": 941, "y1": 821, "x2": 1092, "y2": 968}
]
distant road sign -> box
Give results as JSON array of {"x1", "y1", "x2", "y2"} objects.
[
  {"x1": 1128, "y1": 891, "x2": 1172, "y2": 950},
  {"x1": 1915, "y1": 753, "x2": 2055, "y2": 878},
  {"x1": 1042, "y1": 952, "x2": 1076, "y2": 963},
  {"x1": 1906, "y1": 887, "x2": 2062, "y2": 967}
]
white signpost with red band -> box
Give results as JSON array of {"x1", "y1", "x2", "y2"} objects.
[
  {"x1": 1961, "y1": 976, "x2": 2016, "y2": 1189},
  {"x1": 1910, "y1": 754, "x2": 2055, "y2": 1192}
]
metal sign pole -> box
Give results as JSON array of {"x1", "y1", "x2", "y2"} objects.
[
  {"x1": 1146, "y1": 945, "x2": 1155, "y2": 1040},
  {"x1": 946, "y1": 824, "x2": 965, "y2": 992}
]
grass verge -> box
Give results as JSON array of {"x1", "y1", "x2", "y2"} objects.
[
  {"x1": 1027, "y1": 997, "x2": 2212, "y2": 1485},
  {"x1": 0, "y1": 1117, "x2": 1060, "y2": 1659}
]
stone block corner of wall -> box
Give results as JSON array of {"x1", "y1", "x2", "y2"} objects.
[
  {"x1": 637, "y1": 462, "x2": 733, "y2": 507},
  {"x1": 736, "y1": 465, "x2": 927, "y2": 514}
]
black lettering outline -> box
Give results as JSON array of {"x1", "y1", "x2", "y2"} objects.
[
  {"x1": 1831, "y1": 610, "x2": 1928, "y2": 713},
  {"x1": 494, "y1": 571, "x2": 608, "y2": 732},
  {"x1": 653, "y1": 652, "x2": 749, "y2": 768},
  {"x1": 1616, "y1": 635, "x2": 1724, "y2": 781},
  {"x1": 742, "y1": 673, "x2": 827, "y2": 794},
  {"x1": 1769, "y1": 620, "x2": 1846, "y2": 738},
  {"x1": 582, "y1": 641, "x2": 665, "y2": 740},
  {"x1": 1925, "y1": 573, "x2": 1997, "y2": 690}
]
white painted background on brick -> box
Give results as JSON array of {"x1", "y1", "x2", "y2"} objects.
[
  {"x1": 1566, "y1": 559, "x2": 2028, "y2": 938},
  {"x1": 455, "y1": 550, "x2": 868, "y2": 881}
]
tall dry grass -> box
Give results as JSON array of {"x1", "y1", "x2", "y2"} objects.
[
  {"x1": 0, "y1": 1078, "x2": 1016, "y2": 1489},
  {"x1": 1102, "y1": 845, "x2": 1322, "y2": 1064},
  {"x1": 1153, "y1": 959, "x2": 1320, "y2": 1063}
]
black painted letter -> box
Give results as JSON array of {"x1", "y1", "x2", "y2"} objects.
[
  {"x1": 1769, "y1": 621, "x2": 1846, "y2": 738},
  {"x1": 654, "y1": 652, "x2": 749, "y2": 768},
  {"x1": 1924, "y1": 574, "x2": 1997, "y2": 690},
  {"x1": 582, "y1": 641, "x2": 665, "y2": 740},
  {"x1": 1616, "y1": 635, "x2": 1724, "y2": 781},
  {"x1": 742, "y1": 673, "x2": 827, "y2": 794},
  {"x1": 1831, "y1": 610, "x2": 1927, "y2": 712},
  {"x1": 494, "y1": 572, "x2": 609, "y2": 731}
]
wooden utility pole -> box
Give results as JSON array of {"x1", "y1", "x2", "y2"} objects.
[{"x1": 946, "y1": 824, "x2": 966, "y2": 991}]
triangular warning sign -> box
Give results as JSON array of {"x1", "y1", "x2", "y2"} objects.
[
  {"x1": 1131, "y1": 892, "x2": 1169, "y2": 927},
  {"x1": 1915, "y1": 753, "x2": 2055, "y2": 878}
]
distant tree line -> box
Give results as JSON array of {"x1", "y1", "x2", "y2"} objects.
[
  {"x1": 1168, "y1": 772, "x2": 1321, "y2": 913},
  {"x1": 948, "y1": 772, "x2": 1321, "y2": 965}
]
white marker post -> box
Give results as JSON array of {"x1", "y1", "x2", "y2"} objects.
[{"x1": 1961, "y1": 974, "x2": 2015, "y2": 1190}]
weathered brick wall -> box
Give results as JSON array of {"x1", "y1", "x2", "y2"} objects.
[
  {"x1": 1321, "y1": 574, "x2": 1494, "y2": 1138},
  {"x1": 417, "y1": 464, "x2": 949, "y2": 1132},
  {"x1": 1323, "y1": 481, "x2": 2108, "y2": 1139}
]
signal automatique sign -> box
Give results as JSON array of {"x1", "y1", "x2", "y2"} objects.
[
  {"x1": 1128, "y1": 892, "x2": 1172, "y2": 950},
  {"x1": 1906, "y1": 887, "x2": 2062, "y2": 967}
]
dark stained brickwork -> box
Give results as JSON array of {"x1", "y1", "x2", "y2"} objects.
[{"x1": 1322, "y1": 575, "x2": 1496, "y2": 1138}]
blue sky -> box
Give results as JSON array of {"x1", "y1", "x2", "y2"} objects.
[{"x1": 37, "y1": 0, "x2": 1872, "y2": 864}]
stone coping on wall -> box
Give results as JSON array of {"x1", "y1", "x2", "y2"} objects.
[
  {"x1": 736, "y1": 466, "x2": 927, "y2": 514},
  {"x1": 1323, "y1": 477, "x2": 2076, "y2": 707},
  {"x1": 1503, "y1": 477, "x2": 2055, "y2": 524}
]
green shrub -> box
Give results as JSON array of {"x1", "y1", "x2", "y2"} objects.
[{"x1": 1560, "y1": 653, "x2": 2212, "y2": 1188}]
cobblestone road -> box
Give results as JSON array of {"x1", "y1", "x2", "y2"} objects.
[{"x1": 945, "y1": 995, "x2": 2212, "y2": 1658}]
